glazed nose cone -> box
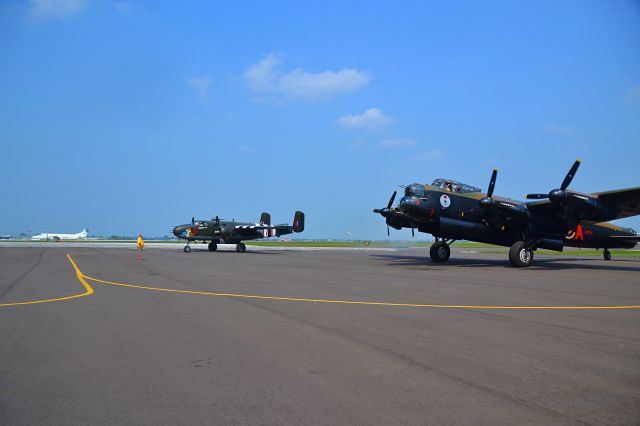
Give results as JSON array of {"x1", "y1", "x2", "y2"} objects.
[{"x1": 173, "y1": 225, "x2": 187, "y2": 238}]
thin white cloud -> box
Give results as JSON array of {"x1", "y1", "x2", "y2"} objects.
[
  {"x1": 29, "y1": 0, "x2": 88, "y2": 19},
  {"x1": 379, "y1": 138, "x2": 416, "y2": 148},
  {"x1": 414, "y1": 149, "x2": 446, "y2": 161},
  {"x1": 237, "y1": 145, "x2": 255, "y2": 155},
  {"x1": 244, "y1": 53, "x2": 371, "y2": 101},
  {"x1": 624, "y1": 86, "x2": 640, "y2": 104},
  {"x1": 545, "y1": 124, "x2": 574, "y2": 136},
  {"x1": 481, "y1": 158, "x2": 499, "y2": 167},
  {"x1": 244, "y1": 53, "x2": 281, "y2": 92},
  {"x1": 112, "y1": 2, "x2": 132, "y2": 14},
  {"x1": 337, "y1": 108, "x2": 393, "y2": 130},
  {"x1": 187, "y1": 77, "x2": 211, "y2": 101}
]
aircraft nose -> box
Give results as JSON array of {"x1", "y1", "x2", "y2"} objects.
[
  {"x1": 173, "y1": 225, "x2": 186, "y2": 237},
  {"x1": 399, "y1": 195, "x2": 419, "y2": 212},
  {"x1": 399, "y1": 195, "x2": 433, "y2": 220}
]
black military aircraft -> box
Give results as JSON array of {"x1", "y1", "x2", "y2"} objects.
[
  {"x1": 173, "y1": 211, "x2": 304, "y2": 253},
  {"x1": 374, "y1": 160, "x2": 640, "y2": 267}
]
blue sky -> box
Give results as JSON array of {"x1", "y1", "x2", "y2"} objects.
[{"x1": 1, "y1": 0, "x2": 639, "y2": 239}]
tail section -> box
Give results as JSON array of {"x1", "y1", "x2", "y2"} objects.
[
  {"x1": 293, "y1": 211, "x2": 305, "y2": 233},
  {"x1": 260, "y1": 212, "x2": 271, "y2": 226}
]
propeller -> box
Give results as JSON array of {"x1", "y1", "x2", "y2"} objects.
[
  {"x1": 525, "y1": 160, "x2": 581, "y2": 200},
  {"x1": 486, "y1": 168, "x2": 497, "y2": 198},
  {"x1": 462, "y1": 169, "x2": 498, "y2": 217},
  {"x1": 373, "y1": 191, "x2": 397, "y2": 237}
]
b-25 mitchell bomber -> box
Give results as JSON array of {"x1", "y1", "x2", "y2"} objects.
[
  {"x1": 374, "y1": 160, "x2": 640, "y2": 267},
  {"x1": 173, "y1": 211, "x2": 305, "y2": 253}
]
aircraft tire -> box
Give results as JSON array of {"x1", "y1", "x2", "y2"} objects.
[
  {"x1": 429, "y1": 241, "x2": 450, "y2": 263},
  {"x1": 603, "y1": 249, "x2": 611, "y2": 261},
  {"x1": 184, "y1": 245, "x2": 191, "y2": 253},
  {"x1": 509, "y1": 241, "x2": 533, "y2": 267},
  {"x1": 236, "y1": 243, "x2": 246, "y2": 253},
  {"x1": 208, "y1": 242, "x2": 217, "y2": 252}
]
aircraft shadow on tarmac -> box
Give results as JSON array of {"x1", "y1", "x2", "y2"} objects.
[
  {"x1": 371, "y1": 253, "x2": 640, "y2": 272},
  {"x1": 174, "y1": 248, "x2": 281, "y2": 255}
]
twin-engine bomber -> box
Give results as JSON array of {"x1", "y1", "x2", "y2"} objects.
[
  {"x1": 374, "y1": 160, "x2": 640, "y2": 267},
  {"x1": 173, "y1": 211, "x2": 305, "y2": 253}
]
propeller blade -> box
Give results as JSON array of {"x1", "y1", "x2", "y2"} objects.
[
  {"x1": 487, "y1": 169, "x2": 497, "y2": 198},
  {"x1": 560, "y1": 160, "x2": 581, "y2": 190},
  {"x1": 387, "y1": 225, "x2": 390, "y2": 237},
  {"x1": 525, "y1": 193, "x2": 549, "y2": 200},
  {"x1": 411, "y1": 227, "x2": 415, "y2": 237},
  {"x1": 387, "y1": 191, "x2": 397, "y2": 209}
]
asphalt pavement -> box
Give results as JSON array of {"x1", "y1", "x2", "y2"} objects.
[{"x1": 1, "y1": 245, "x2": 639, "y2": 425}]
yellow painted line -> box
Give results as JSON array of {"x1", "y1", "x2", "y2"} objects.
[
  {"x1": 69, "y1": 256, "x2": 640, "y2": 310},
  {"x1": 0, "y1": 255, "x2": 94, "y2": 307}
]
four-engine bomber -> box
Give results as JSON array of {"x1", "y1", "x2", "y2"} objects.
[{"x1": 374, "y1": 161, "x2": 640, "y2": 267}]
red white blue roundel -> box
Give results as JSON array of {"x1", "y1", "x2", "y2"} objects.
[{"x1": 440, "y1": 194, "x2": 451, "y2": 208}]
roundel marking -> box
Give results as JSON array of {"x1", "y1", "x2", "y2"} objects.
[{"x1": 440, "y1": 194, "x2": 451, "y2": 208}]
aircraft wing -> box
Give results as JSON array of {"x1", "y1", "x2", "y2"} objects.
[
  {"x1": 234, "y1": 224, "x2": 293, "y2": 238},
  {"x1": 593, "y1": 187, "x2": 640, "y2": 220},
  {"x1": 525, "y1": 199, "x2": 560, "y2": 217}
]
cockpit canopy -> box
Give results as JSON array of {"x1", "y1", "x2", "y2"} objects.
[{"x1": 431, "y1": 178, "x2": 481, "y2": 193}]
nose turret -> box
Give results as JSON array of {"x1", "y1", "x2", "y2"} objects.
[
  {"x1": 399, "y1": 195, "x2": 434, "y2": 221},
  {"x1": 173, "y1": 225, "x2": 188, "y2": 238}
]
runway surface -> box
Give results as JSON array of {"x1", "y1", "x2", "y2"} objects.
[{"x1": 1, "y1": 245, "x2": 639, "y2": 425}]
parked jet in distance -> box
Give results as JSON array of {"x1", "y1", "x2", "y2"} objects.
[{"x1": 31, "y1": 229, "x2": 88, "y2": 242}]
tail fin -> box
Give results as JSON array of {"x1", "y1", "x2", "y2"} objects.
[
  {"x1": 293, "y1": 211, "x2": 305, "y2": 233},
  {"x1": 260, "y1": 212, "x2": 271, "y2": 226}
]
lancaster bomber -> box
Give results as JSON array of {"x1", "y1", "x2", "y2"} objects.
[
  {"x1": 173, "y1": 211, "x2": 305, "y2": 253},
  {"x1": 374, "y1": 160, "x2": 640, "y2": 267}
]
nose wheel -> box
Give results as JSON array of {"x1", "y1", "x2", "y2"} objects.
[{"x1": 603, "y1": 249, "x2": 611, "y2": 261}]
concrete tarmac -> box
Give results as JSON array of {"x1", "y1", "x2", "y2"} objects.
[{"x1": 1, "y1": 246, "x2": 639, "y2": 425}]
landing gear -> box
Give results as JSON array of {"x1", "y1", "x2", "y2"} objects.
[
  {"x1": 509, "y1": 241, "x2": 533, "y2": 268},
  {"x1": 208, "y1": 242, "x2": 217, "y2": 252},
  {"x1": 183, "y1": 245, "x2": 191, "y2": 253},
  {"x1": 236, "y1": 243, "x2": 246, "y2": 253},
  {"x1": 429, "y1": 240, "x2": 451, "y2": 263},
  {"x1": 603, "y1": 249, "x2": 611, "y2": 261}
]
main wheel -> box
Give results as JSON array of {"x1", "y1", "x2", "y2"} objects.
[
  {"x1": 208, "y1": 242, "x2": 217, "y2": 252},
  {"x1": 429, "y1": 241, "x2": 451, "y2": 263},
  {"x1": 509, "y1": 241, "x2": 533, "y2": 267},
  {"x1": 184, "y1": 245, "x2": 191, "y2": 253},
  {"x1": 236, "y1": 243, "x2": 246, "y2": 253},
  {"x1": 603, "y1": 249, "x2": 611, "y2": 261}
]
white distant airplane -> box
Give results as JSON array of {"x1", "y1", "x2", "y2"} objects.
[{"x1": 31, "y1": 229, "x2": 88, "y2": 242}]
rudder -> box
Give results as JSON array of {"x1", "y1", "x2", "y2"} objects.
[
  {"x1": 260, "y1": 212, "x2": 271, "y2": 226},
  {"x1": 293, "y1": 211, "x2": 305, "y2": 233}
]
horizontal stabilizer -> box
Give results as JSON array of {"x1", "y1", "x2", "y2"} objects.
[{"x1": 609, "y1": 235, "x2": 640, "y2": 242}]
